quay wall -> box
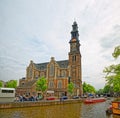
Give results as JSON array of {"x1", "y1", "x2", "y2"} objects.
[{"x1": 0, "y1": 99, "x2": 82, "y2": 109}]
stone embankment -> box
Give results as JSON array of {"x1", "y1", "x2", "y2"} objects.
[{"x1": 0, "y1": 99, "x2": 82, "y2": 109}]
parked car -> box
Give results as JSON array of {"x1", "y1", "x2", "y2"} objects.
[
  {"x1": 46, "y1": 96, "x2": 56, "y2": 100},
  {"x1": 72, "y1": 96, "x2": 79, "y2": 99},
  {"x1": 60, "y1": 96, "x2": 68, "y2": 100}
]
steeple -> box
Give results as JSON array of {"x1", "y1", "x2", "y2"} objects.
[
  {"x1": 68, "y1": 21, "x2": 82, "y2": 96},
  {"x1": 69, "y1": 21, "x2": 80, "y2": 53},
  {"x1": 70, "y1": 21, "x2": 79, "y2": 40}
]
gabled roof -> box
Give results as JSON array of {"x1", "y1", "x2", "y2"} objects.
[
  {"x1": 34, "y1": 62, "x2": 48, "y2": 70},
  {"x1": 18, "y1": 79, "x2": 37, "y2": 88},
  {"x1": 33, "y1": 60, "x2": 69, "y2": 71},
  {"x1": 56, "y1": 60, "x2": 68, "y2": 68}
]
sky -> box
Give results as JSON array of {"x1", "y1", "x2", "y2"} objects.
[{"x1": 0, "y1": 0, "x2": 120, "y2": 89}]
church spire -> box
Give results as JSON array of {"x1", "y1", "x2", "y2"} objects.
[
  {"x1": 68, "y1": 21, "x2": 82, "y2": 96},
  {"x1": 71, "y1": 21, "x2": 79, "y2": 40}
]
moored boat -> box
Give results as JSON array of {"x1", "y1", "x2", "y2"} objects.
[
  {"x1": 112, "y1": 101, "x2": 120, "y2": 115},
  {"x1": 84, "y1": 98, "x2": 106, "y2": 104},
  {"x1": 106, "y1": 104, "x2": 113, "y2": 114}
]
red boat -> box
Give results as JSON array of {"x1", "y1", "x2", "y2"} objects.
[{"x1": 84, "y1": 98, "x2": 106, "y2": 104}]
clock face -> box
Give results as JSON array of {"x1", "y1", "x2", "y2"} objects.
[{"x1": 71, "y1": 43, "x2": 76, "y2": 51}]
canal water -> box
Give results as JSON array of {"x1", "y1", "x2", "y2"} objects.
[{"x1": 0, "y1": 100, "x2": 119, "y2": 118}]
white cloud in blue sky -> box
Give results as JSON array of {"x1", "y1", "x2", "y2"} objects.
[{"x1": 0, "y1": 0, "x2": 120, "y2": 89}]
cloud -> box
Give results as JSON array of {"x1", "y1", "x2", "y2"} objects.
[
  {"x1": 100, "y1": 24, "x2": 120, "y2": 62},
  {"x1": 0, "y1": 0, "x2": 120, "y2": 89},
  {"x1": 100, "y1": 25, "x2": 120, "y2": 49}
]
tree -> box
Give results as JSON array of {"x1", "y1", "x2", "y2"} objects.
[
  {"x1": 103, "y1": 84, "x2": 111, "y2": 93},
  {"x1": 103, "y1": 45, "x2": 120, "y2": 95},
  {"x1": 83, "y1": 82, "x2": 96, "y2": 94},
  {"x1": 6, "y1": 80, "x2": 17, "y2": 88},
  {"x1": 36, "y1": 77, "x2": 47, "y2": 98},
  {"x1": 96, "y1": 89, "x2": 104, "y2": 95},
  {"x1": 83, "y1": 82, "x2": 88, "y2": 93},
  {"x1": 112, "y1": 45, "x2": 120, "y2": 59},
  {"x1": 0, "y1": 81, "x2": 3, "y2": 87},
  {"x1": 67, "y1": 82, "x2": 74, "y2": 97}
]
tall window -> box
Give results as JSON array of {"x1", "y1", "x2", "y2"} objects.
[
  {"x1": 57, "y1": 80, "x2": 62, "y2": 88},
  {"x1": 28, "y1": 67, "x2": 32, "y2": 78},
  {"x1": 49, "y1": 81, "x2": 54, "y2": 88},
  {"x1": 72, "y1": 55, "x2": 76, "y2": 62},
  {"x1": 50, "y1": 64, "x2": 54, "y2": 76},
  {"x1": 40, "y1": 72, "x2": 44, "y2": 77},
  {"x1": 61, "y1": 70, "x2": 66, "y2": 77}
]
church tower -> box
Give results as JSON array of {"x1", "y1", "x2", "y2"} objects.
[{"x1": 69, "y1": 21, "x2": 82, "y2": 96}]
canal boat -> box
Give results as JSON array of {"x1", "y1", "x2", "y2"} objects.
[
  {"x1": 84, "y1": 98, "x2": 106, "y2": 104},
  {"x1": 106, "y1": 104, "x2": 113, "y2": 114},
  {"x1": 112, "y1": 101, "x2": 120, "y2": 115}
]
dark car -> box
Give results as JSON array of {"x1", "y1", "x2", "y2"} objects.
[
  {"x1": 60, "y1": 96, "x2": 68, "y2": 101},
  {"x1": 72, "y1": 96, "x2": 79, "y2": 99}
]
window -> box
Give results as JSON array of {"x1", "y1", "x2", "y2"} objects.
[
  {"x1": 40, "y1": 72, "x2": 44, "y2": 77},
  {"x1": 61, "y1": 70, "x2": 66, "y2": 77},
  {"x1": 2, "y1": 90, "x2": 14, "y2": 93},
  {"x1": 72, "y1": 55, "x2": 76, "y2": 62},
  {"x1": 22, "y1": 83, "x2": 25, "y2": 86},
  {"x1": 40, "y1": 66, "x2": 44, "y2": 70},
  {"x1": 49, "y1": 81, "x2": 54, "y2": 88},
  {"x1": 50, "y1": 64, "x2": 54, "y2": 76},
  {"x1": 28, "y1": 67, "x2": 32, "y2": 78},
  {"x1": 57, "y1": 80, "x2": 62, "y2": 88}
]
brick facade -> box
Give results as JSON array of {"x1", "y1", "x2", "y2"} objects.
[{"x1": 16, "y1": 21, "x2": 82, "y2": 97}]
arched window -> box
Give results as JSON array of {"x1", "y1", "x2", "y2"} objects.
[
  {"x1": 50, "y1": 64, "x2": 54, "y2": 76},
  {"x1": 49, "y1": 81, "x2": 54, "y2": 88},
  {"x1": 40, "y1": 72, "x2": 44, "y2": 77},
  {"x1": 22, "y1": 83, "x2": 24, "y2": 86},
  {"x1": 61, "y1": 70, "x2": 66, "y2": 77},
  {"x1": 28, "y1": 67, "x2": 32, "y2": 78},
  {"x1": 72, "y1": 55, "x2": 76, "y2": 62},
  {"x1": 57, "y1": 80, "x2": 62, "y2": 88}
]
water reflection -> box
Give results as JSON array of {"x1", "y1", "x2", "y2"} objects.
[
  {"x1": 81, "y1": 102, "x2": 119, "y2": 118},
  {"x1": 0, "y1": 102, "x2": 119, "y2": 118},
  {"x1": 0, "y1": 103, "x2": 81, "y2": 118}
]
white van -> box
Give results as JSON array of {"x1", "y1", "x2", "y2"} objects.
[{"x1": 0, "y1": 88, "x2": 15, "y2": 102}]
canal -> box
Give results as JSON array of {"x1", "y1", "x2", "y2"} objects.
[{"x1": 0, "y1": 100, "x2": 119, "y2": 118}]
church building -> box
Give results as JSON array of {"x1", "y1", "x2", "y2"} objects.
[{"x1": 16, "y1": 21, "x2": 82, "y2": 97}]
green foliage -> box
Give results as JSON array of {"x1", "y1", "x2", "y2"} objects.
[
  {"x1": 36, "y1": 77, "x2": 47, "y2": 94},
  {"x1": 83, "y1": 82, "x2": 96, "y2": 94},
  {"x1": 103, "y1": 84, "x2": 111, "y2": 93},
  {"x1": 83, "y1": 82, "x2": 88, "y2": 93},
  {"x1": 113, "y1": 75, "x2": 120, "y2": 92},
  {"x1": 67, "y1": 82, "x2": 74, "y2": 95},
  {"x1": 96, "y1": 89, "x2": 104, "y2": 95},
  {"x1": 6, "y1": 80, "x2": 17, "y2": 88},
  {"x1": 0, "y1": 81, "x2": 3, "y2": 87},
  {"x1": 112, "y1": 45, "x2": 120, "y2": 59},
  {"x1": 103, "y1": 45, "x2": 120, "y2": 93}
]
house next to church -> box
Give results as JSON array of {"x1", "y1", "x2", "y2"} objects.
[{"x1": 16, "y1": 21, "x2": 82, "y2": 97}]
